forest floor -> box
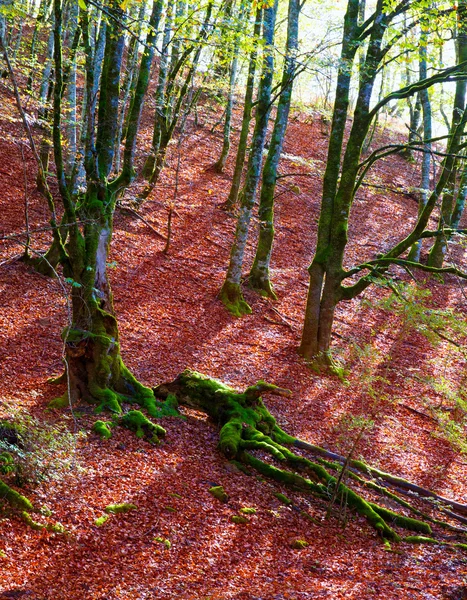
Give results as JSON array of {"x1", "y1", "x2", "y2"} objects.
[{"x1": 1, "y1": 81, "x2": 467, "y2": 599}]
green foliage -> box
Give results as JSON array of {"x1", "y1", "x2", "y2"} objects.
[
  {"x1": 0, "y1": 408, "x2": 82, "y2": 487},
  {"x1": 0, "y1": 451, "x2": 15, "y2": 475}
]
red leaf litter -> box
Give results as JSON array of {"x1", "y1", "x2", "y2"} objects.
[{"x1": 1, "y1": 86, "x2": 467, "y2": 599}]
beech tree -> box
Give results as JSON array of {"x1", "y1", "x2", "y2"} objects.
[
  {"x1": 298, "y1": 0, "x2": 467, "y2": 365},
  {"x1": 42, "y1": 0, "x2": 168, "y2": 415},
  {"x1": 3, "y1": 0, "x2": 467, "y2": 548}
]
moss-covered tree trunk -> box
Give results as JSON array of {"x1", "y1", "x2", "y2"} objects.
[
  {"x1": 427, "y1": 0, "x2": 467, "y2": 267},
  {"x1": 223, "y1": 6, "x2": 262, "y2": 210},
  {"x1": 247, "y1": 0, "x2": 300, "y2": 298},
  {"x1": 299, "y1": 0, "x2": 467, "y2": 365},
  {"x1": 220, "y1": 0, "x2": 278, "y2": 316},
  {"x1": 299, "y1": 0, "x2": 361, "y2": 361},
  {"x1": 48, "y1": 0, "x2": 162, "y2": 414}
]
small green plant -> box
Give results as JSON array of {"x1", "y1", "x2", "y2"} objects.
[{"x1": 0, "y1": 405, "x2": 83, "y2": 488}]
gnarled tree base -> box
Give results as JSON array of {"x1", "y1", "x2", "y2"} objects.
[
  {"x1": 219, "y1": 281, "x2": 252, "y2": 317},
  {"x1": 154, "y1": 369, "x2": 467, "y2": 546}
]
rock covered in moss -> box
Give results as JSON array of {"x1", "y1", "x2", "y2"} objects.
[
  {"x1": 231, "y1": 514, "x2": 249, "y2": 524},
  {"x1": 92, "y1": 420, "x2": 113, "y2": 439},
  {"x1": 291, "y1": 539, "x2": 309, "y2": 550},
  {"x1": 209, "y1": 485, "x2": 229, "y2": 503}
]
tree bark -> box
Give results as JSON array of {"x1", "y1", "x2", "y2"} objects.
[
  {"x1": 220, "y1": 0, "x2": 278, "y2": 316},
  {"x1": 248, "y1": 0, "x2": 300, "y2": 298}
]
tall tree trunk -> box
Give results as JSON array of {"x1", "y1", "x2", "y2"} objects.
[
  {"x1": 114, "y1": 0, "x2": 148, "y2": 173},
  {"x1": 220, "y1": 0, "x2": 278, "y2": 316},
  {"x1": 141, "y1": 0, "x2": 215, "y2": 198},
  {"x1": 408, "y1": 23, "x2": 432, "y2": 262},
  {"x1": 223, "y1": 7, "x2": 262, "y2": 210},
  {"x1": 299, "y1": 0, "x2": 362, "y2": 361},
  {"x1": 142, "y1": 0, "x2": 175, "y2": 178},
  {"x1": 247, "y1": 0, "x2": 300, "y2": 298},
  {"x1": 49, "y1": 0, "x2": 159, "y2": 412},
  {"x1": 427, "y1": 1, "x2": 467, "y2": 267},
  {"x1": 214, "y1": 0, "x2": 247, "y2": 173}
]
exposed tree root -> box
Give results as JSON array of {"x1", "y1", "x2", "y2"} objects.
[{"x1": 153, "y1": 369, "x2": 467, "y2": 546}]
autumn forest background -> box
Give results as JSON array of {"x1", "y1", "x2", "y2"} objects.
[{"x1": 1, "y1": 0, "x2": 467, "y2": 597}]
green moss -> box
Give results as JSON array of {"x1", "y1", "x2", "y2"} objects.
[
  {"x1": 0, "y1": 481, "x2": 33, "y2": 511},
  {"x1": 104, "y1": 503, "x2": 137, "y2": 514},
  {"x1": 344, "y1": 487, "x2": 400, "y2": 542},
  {"x1": 274, "y1": 492, "x2": 292, "y2": 506},
  {"x1": 219, "y1": 420, "x2": 242, "y2": 458},
  {"x1": 95, "y1": 514, "x2": 110, "y2": 527},
  {"x1": 243, "y1": 452, "x2": 324, "y2": 494},
  {"x1": 291, "y1": 539, "x2": 309, "y2": 549},
  {"x1": 404, "y1": 535, "x2": 438, "y2": 544},
  {"x1": 209, "y1": 485, "x2": 229, "y2": 503},
  {"x1": 21, "y1": 511, "x2": 66, "y2": 533},
  {"x1": 219, "y1": 281, "x2": 252, "y2": 317},
  {"x1": 92, "y1": 385, "x2": 122, "y2": 414},
  {"x1": 272, "y1": 426, "x2": 296, "y2": 446},
  {"x1": 453, "y1": 543, "x2": 467, "y2": 551},
  {"x1": 119, "y1": 410, "x2": 166, "y2": 443},
  {"x1": 369, "y1": 503, "x2": 431, "y2": 535},
  {"x1": 154, "y1": 536, "x2": 171, "y2": 549},
  {"x1": 240, "y1": 507, "x2": 257, "y2": 514},
  {"x1": 92, "y1": 420, "x2": 113, "y2": 439},
  {"x1": 47, "y1": 394, "x2": 69, "y2": 409},
  {"x1": 231, "y1": 514, "x2": 249, "y2": 524}
]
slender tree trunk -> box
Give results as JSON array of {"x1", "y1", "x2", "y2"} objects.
[
  {"x1": 408, "y1": 24, "x2": 432, "y2": 262},
  {"x1": 114, "y1": 0, "x2": 147, "y2": 173},
  {"x1": 427, "y1": 1, "x2": 467, "y2": 267},
  {"x1": 214, "y1": 0, "x2": 246, "y2": 173},
  {"x1": 220, "y1": 0, "x2": 278, "y2": 316},
  {"x1": 141, "y1": 0, "x2": 215, "y2": 198},
  {"x1": 223, "y1": 7, "x2": 262, "y2": 210},
  {"x1": 248, "y1": 0, "x2": 300, "y2": 298},
  {"x1": 142, "y1": 0, "x2": 175, "y2": 178}
]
